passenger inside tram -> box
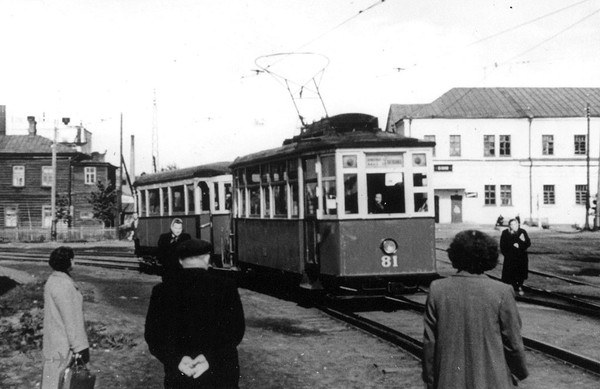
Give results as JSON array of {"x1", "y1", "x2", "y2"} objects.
[{"x1": 367, "y1": 173, "x2": 405, "y2": 214}]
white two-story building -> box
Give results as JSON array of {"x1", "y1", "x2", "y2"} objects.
[{"x1": 386, "y1": 88, "x2": 600, "y2": 226}]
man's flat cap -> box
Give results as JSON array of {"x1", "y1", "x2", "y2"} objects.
[{"x1": 177, "y1": 239, "x2": 212, "y2": 259}]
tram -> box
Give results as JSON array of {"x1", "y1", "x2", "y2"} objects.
[
  {"x1": 230, "y1": 113, "x2": 437, "y2": 292},
  {"x1": 133, "y1": 162, "x2": 233, "y2": 268}
]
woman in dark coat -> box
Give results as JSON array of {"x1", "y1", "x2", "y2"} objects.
[
  {"x1": 500, "y1": 218, "x2": 531, "y2": 295},
  {"x1": 423, "y1": 230, "x2": 528, "y2": 389}
]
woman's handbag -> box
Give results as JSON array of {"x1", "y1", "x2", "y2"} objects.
[{"x1": 58, "y1": 352, "x2": 96, "y2": 389}]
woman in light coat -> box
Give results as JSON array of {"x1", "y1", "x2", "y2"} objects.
[
  {"x1": 42, "y1": 247, "x2": 90, "y2": 389},
  {"x1": 423, "y1": 230, "x2": 528, "y2": 389}
]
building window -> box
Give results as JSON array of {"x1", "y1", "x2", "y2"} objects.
[
  {"x1": 424, "y1": 135, "x2": 436, "y2": 156},
  {"x1": 41, "y1": 166, "x2": 53, "y2": 187},
  {"x1": 574, "y1": 135, "x2": 586, "y2": 155},
  {"x1": 542, "y1": 135, "x2": 554, "y2": 155},
  {"x1": 483, "y1": 135, "x2": 495, "y2": 157},
  {"x1": 543, "y1": 185, "x2": 555, "y2": 205},
  {"x1": 484, "y1": 185, "x2": 496, "y2": 205},
  {"x1": 12, "y1": 166, "x2": 25, "y2": 187},
  {"x1": 4, "y1": 206, "x2": 18, "y2": 227},
  {"x1": 500, "y1": 185, "x2": 512, "y2": 206},
  {"x1": 499, "y1": 135, "x2": 511, "y2": 156},
  {"x1": 449, "y1": 135, "x2": 461, "y2": 157},
  {"x1": 575, "y1": 185, "x2": 587, "y2": 205},
  {"x1": 84, "y1": 167, "x2": 97, "y2": 185},
  {"x1": 80, "y1": 211, "x2": 94, "y2": 220}
]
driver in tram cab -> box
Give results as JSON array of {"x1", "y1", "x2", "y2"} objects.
[
  {"x1": 369, "y1": 193, "x2": 386, "y2": 214},
  {"x1": 157, "y1": 218, "x2": 191, "y2": 280}
]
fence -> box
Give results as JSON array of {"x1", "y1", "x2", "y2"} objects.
[{"x1": 0, "y1": 226, "x2": 117, "y2": 242}]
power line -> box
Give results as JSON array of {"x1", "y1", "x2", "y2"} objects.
[{"x1": 500, "y1": 6, "x2": 600, "y2": 66}]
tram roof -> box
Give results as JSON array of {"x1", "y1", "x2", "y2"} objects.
[
  {"x1": 134, "y1": 161, "x2": 231, "y2": 187},
  {"x1": 231, "y1": 123, "x2": 434, "y2": 168}
]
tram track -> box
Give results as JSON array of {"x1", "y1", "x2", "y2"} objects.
[
  {"x1": 319, "y1": 293, "x2": 600, "y2": 376},
  {"x1": 434, "y1": 247, "x2": 600, "y2": 318},
  {"x1": 0, "y1": 251, "x2": 140, "y2": 271}
]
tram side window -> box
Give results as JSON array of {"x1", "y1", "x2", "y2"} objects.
[
  {"x1": 321, "y1": 155, "x2": 337, "y2": 215},
  {"x1": 140, "y1": 191, "x2": 146, "y2": 216},
  {"x1": 213, "y1": 182, "x2": 220, "y2": 211},
  {"x1": 162, "y1": 188, "x2": 169, "y2": 215},
  {"x1": 225, "y1": 183, "x2": 232, "y2": 211},
  {"x1": 187, "y1": 184, "x2": 195, "y2": 213},
  {"x1": 172, "y1": 185, "x2": 185, "y2": 213},
  {"x1": 305, "y1": 182, "x2": 318, "y2": 216},
  {"x1": 271, "y1": 161, "x2": 287, "y2": 217},
  {"x1": 199, "y1": 182, "x2": 210, "y2": 212},
  {"x1": 288, "y1": 159, "x2": 299, "y2": 217},
  {"x1": 303, "y1": 158, "x2": 318, "y2": 216},
  {"x1": 367, "y1": 173, "x2": 405, "y2": 214},
  {"x1": 148, "y1": 189, "x2": 160, "y2": 216},
  {"x1": 238, "y1": 188, "x2": 246, "y2": 217},
  {"x1": 344, "y1": 174, "x2": 358, "y2": 214},
  {"x1": 249, "y1": 187, "x2": 260, "y2": 217}
]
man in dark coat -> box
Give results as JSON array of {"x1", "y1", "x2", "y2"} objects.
[
  {"x1": 500, "y1": 218, "x2": 531, "y2": 295},
  {"x1": 145, "y1": 239, "x2": 245, "y2": 388},
  {"x1": 157, "y1": 218, "x2": 191, "y2": 279}
]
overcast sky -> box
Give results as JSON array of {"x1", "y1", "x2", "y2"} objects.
[{"x1": 1, "y1": 0, "x2": 598, "y2": 174}]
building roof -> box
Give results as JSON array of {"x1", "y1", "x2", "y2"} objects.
[
  {"x1": 134, "y1": 161, "x2": 232, "y2": 187},
  {"x1": 388, "y1": 88, "x2": 600, "y2": 122},
  {"x1": 0, "y1": 135, "x2": 79, "y2": 154}
]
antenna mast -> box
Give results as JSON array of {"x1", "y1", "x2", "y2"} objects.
[{"x1": 152, "y1": 89, "x2": 159, "y2": 173}]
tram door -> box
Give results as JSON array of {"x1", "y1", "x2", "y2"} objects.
[{"x1": 302, "y1": 156, "x2": 320, "y2": 286}]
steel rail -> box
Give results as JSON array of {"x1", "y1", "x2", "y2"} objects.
[{"x1": 382, "y1": 295, "x2": 600, "y2": 376}]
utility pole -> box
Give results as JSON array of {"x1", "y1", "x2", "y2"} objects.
[
  {"x1": 51, "y1": 117, "x2": 70, "y2": 241},
  {"x1": 585, "y1": 104, "x2": 591, "y2": 230},
  {"x1": 116, "y1": 113, "x2": 123, "y2": 238},
  {"x1": 594, "y1": 103, "x2": 600, "y2": 230},
  {"x1": 50, "y1": 121, "x2": 58, "y2": 241}
]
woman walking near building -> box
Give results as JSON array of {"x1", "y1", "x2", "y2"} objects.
[{"x1": 500, "y1": 218, "x2": 531, "y2": 295}]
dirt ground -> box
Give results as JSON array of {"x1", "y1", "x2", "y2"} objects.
[
  {"x1": 0, "y1": 262, "x2": 424, "y2": 389},
  {"x1": 1, "y1": 223, "x2": 599, "y2": 388}
]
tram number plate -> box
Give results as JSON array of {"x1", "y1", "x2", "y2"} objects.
[{"x1": 381, "y1": 255, "x2": 399, "y2": 268}]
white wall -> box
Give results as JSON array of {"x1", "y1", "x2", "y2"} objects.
[{"x1": 404, "y1": 117, "x2": 600, "y2": 225}]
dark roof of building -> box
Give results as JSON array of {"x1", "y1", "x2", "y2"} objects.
[
  {"x1": 134, "y1": 161, "x2": 231, "y2": 187},
  {"x1": 388, "y1": 88, "x2": 600, "y2": 122},
  {"x1": 0, "y1": 135, "x2": 80, "y2": 154}
]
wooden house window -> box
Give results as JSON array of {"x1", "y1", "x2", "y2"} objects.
[
  {"x1": 5, "y1": 206, "x2": 18, "y2": 227},
  {"x1": 84, "y1": 167, "x2": 97, "y2": 185},
  {"x1": 41, "y1": 166, "x2": 53, "y2": 187},
  {"x1": 12, "y1": 166, "x2": 25, "y2": 187}
]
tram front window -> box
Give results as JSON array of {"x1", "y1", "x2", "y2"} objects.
[
  {"x1": 199, "y1": 182, "x2": 210, "y2": 212},
  {"x1": 367, "y1": 173, "x2": 405, "y2": 214},
  {"x1": 249, "y1": 187, "x2": 260, "y2": 217},
  {"x1": 344, "y1": 174, "x2": 358, "y2": 214},
  {"x1": 414, "y1": 192, "x2": 428, "y2": 212}
]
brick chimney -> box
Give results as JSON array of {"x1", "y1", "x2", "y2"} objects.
[
  {"x1": 27, "y1": 116, "x2": 37, "y2": 136},
  {"x1": 0, "y1": 105, "x2": 6, "y2": 136}
]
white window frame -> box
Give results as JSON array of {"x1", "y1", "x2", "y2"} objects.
[
  {"x1": 84, "y1": 167, "x2": 97, "y2": 185},
  {"x1": 4, "y1": 206, "x2": 18, "y2": 227},
  {"x1": 42, "y1": 205, "x2": 53, "y2": 228},
  {"x1": 41, "y1": 166, "x2": 53, "y2": 187},
  {"x1": 12, "y1": 166, "x2": 25, "y2": 187}
]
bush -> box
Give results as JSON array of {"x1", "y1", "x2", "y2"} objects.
[{"x1": 86, "y1": 321, "x2": 137, "y2": 350}]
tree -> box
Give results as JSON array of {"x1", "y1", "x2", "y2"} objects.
[
  {"x1": 161, "y1": 163, "x2": 178, "y2": 172},
  {"x1": 56, "y1": 194, "x2": 72, "y2": 227},
  {"x1": 88, "y1": 180, "x2": 117, "y2": 227}
]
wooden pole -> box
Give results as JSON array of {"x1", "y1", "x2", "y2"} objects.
[{"x1": 585, "y1": 104, "x2": 591, "y2": 230}]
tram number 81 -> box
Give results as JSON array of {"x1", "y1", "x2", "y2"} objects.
[{"x1": 381, "y1": 255, "x2": 399, "y2": 268}]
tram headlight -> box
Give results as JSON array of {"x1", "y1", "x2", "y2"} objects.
[{"x1": 380, "y1": 238, "x2": 398, "y2": 255}]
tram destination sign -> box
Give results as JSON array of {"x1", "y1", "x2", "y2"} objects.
[
  {"x1": 434, "y1": 164, "x2": 453, "y2": 172},
  {"x1": 366, "y1": 154, "x2": 404, "y2": 168}
]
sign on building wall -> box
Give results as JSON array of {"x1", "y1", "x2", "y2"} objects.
[{"x1": 434, "y1": 164, "x2": 453, "y2": 172}]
